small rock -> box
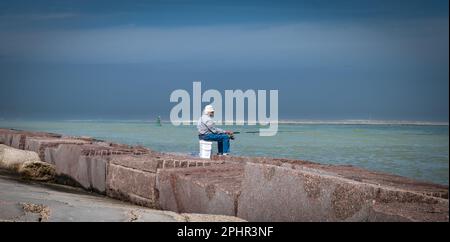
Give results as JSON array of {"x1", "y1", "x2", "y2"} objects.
[{"x1": 21, "y1": 203, "x2": 51, "y2": 222}]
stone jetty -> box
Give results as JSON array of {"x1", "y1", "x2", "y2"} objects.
[{"x1": 1, "y1": 128, "x2": 448, "y2": 222}]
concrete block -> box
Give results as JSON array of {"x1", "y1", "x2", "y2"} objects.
[
  {"x1": 110, "y1": 154, "x2": 220, "y2": 173},
  {"x1": 43, "y1": 146, "x2": 58, "y2": 165},
  {"x1": 237, "y1": 162, "x2": 449, "y2": 222},
  {"x1": 107, "y1": 163, "x2": 158, "y2": 208},
  {"x1": 106, "y1": 155, "x2": 222, "y2": 208},
  {"x1": 110, "y1": 155, "x2": 162, "y2": 173},
  {"x1": 10, "y1": 134, "x2": 23, "y2": 149},
  {"x1": 156, "y1": 164, "x2": 244, "y2": 216},
  {"x1": 0, "y1": 129, "x2": 17, "y2": 145},
  {"x1": 77, "y1": 155, "x2": 108, "y2": 193},
  {"x1": 51, "y1": 143, "x2": 152, "y2": 192},
  {"x1": 25, "y1": 137, "x2": 90, "y2": 162},
  {"x1": 0, "y1": 130, "x2": 61, "y2": 150},
  {"x1": 52, "y1": 144, "x2": 84, "y2": 178},
  {"x1": 51, "y1": 144, "x2": 111, "y2": 192}
]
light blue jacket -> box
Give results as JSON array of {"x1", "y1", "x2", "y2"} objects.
[{"x1": 197, "y1": 114, "x2": 225, "y2": 135}]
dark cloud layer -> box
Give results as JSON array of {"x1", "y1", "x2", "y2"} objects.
[{"x1": 0, "y1": 0, "x2": 448, "y2": 121}]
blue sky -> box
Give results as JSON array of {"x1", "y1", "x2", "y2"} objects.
[{"x1": 0, "y1": 0, "x2": 448, "y2": 121}]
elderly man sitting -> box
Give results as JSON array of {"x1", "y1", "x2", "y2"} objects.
[{"x1": 197, "y1": 105, "x2": 234, "y2": 155}]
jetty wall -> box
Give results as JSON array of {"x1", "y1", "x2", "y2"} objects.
[{"x1": 1, "y1": 128, "x2": 448, "y2": 221}]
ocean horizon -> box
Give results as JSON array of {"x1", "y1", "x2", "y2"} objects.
[
  {"x1": 1, "y1": 118, "x2": 448, "y2": 126},
  {"x1": 1, "y1": 119, "x2": 448, "y2": 186}
]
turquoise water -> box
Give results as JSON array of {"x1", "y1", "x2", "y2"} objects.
[{"x1": 1, "y1": 120, "x2": 448, "y2": 185}]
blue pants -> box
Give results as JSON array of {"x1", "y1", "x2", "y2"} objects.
[{"x1": 199, "y1": 133, "x2": 230, "y2": 154}]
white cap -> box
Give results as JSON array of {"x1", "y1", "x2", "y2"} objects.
[{"x1": 203, "y1": 105, "x2": 215, "y2": 114}]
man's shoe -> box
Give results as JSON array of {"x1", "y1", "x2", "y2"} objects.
[{"x1": 217, "y1": 153, "x2": 230, "y2": 156}]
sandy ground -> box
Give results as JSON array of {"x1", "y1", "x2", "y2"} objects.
[{"x1": 0, "y1": 169, "x2": 244, "y2": 222}]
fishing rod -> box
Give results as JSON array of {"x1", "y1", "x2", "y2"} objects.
[
  {"x1": 228, "y1": 130, "x2": 303, "y2": 139},
  {"x1": 231, "y1": 131, "x2": 304, "y2": 134},
  {"x1": 230, "y1": 131, "x2": 258, "y2": 134}
]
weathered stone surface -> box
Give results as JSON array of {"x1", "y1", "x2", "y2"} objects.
[
  {"x1": 51, "y1": 144, "x2": 122, "y2": 191},
  {"x1": 106, "y1": 155, "x2": 223, "y2": 208},
  {"x1": 110, "y1": 155, "x2": 162, "y2": 172},
  {"x1": 52, "y1": 144, "x2": 85, "y2": 178},
  {"x1": 25, "y1": 137, "x2": 90, "y2": 162},
  {"x1": 237, "y1": 162, "x2": 449, "y2": 222},
  {"x1": 0, "y1": 129, "x2": 5, "y2": 144},
  {"x1": 110, "y1": 154, "x2": 221, "y2": 172},
  {"x1": 156, "y1": 164, "x2": 243, "y2": 216},
  {"x1": 50, "y1": 143, "x2": 151, "y2": 191},
  {"x1": 181, "y1": 213, "x2": 246, "y2": 222},
  {"x1": 107, "y1": 163, "x2": 158, "y2": 208},
  {"x1": 77, "y1": 155, "x2": 108, "y2": 193},
  {"x1": 301, "y1": 163, "x2": 449, "y2": 199},
  {"x1": 0, "y1": 144, "x2": 40, "y2": 169},
  {"x1": 213, "y1": 154, "x2": 449, "y2": 200},
  {"x1": 3, "y1": 130, "x2": 61, "y2": 150},
  {"x1": 1, "y1": 128, "x2": 448, "y2": 222},
  {"x1": 10, "y1": 134, "x2": 24, "y2": 149},
  {"x1": 45, "y1": 142, "x2": 108, "y2": 166},
  {"x1": 43, "y1": 146, "x2": 58, "y2": 165},
  {"x1": 0, "y1": 129, "x2": 19, "y2": 146}
]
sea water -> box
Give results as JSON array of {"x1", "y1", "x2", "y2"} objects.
[{"x1": 1, "y1": 120, "x2": 448, "y2": 185}]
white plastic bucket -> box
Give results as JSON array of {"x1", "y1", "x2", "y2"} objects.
[{"x1": 199, "y1": 140, "x2": 213, "y2": 159}]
